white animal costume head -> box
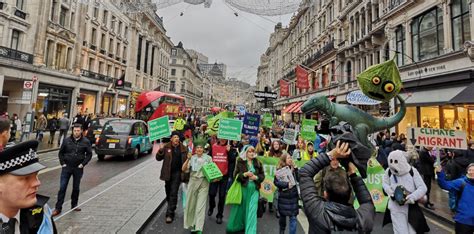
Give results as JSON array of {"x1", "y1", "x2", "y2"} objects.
[{"x1": 387, "y1": 150, "x2": 411, "y2": 176}]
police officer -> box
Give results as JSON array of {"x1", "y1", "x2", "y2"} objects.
[{"x1": 0, "y1": 140, "x2": 57, "y2": 233}]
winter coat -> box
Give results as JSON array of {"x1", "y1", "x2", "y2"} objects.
[
  {"x1": 437, "y1": 172, "x2": 474, "y2": 226},
  {"x1": 299, "y1": 153, "x2": 375, "y2": 234},
  {"x1": 156, "y1": 142, "x2": 188, "y2": 182},
  {"x1": 418, "y1": 148, "x2": 435, "y2": 176},
  {"x1": 58, "y1": 136, "x2": 92, "y2": 167},
  {"x1": 48, "y1": 119, "x2": 58, "y2": 131},
  {"x1": 445, "y1": 151, "x2": 470, "y2": 180},
  {"x1": 274, "y1": 170, "x2": 299, "y2": 217},
  {"x1": 37, "y1": 116, "x2": 47, "y2": 131},
  {"x1": 234, "y1": 157, "x2": 265, "y2": 190}
]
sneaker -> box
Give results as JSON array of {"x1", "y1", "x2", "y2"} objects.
[
  {"x1": 216, "y1": 217, "x2": 223, "y2": 224},
  {"x1": 51, "y1": 209, "x2": 61, "y2": 217},
  {"x1": 165, "y1": 216, "x2": 173, "y2": 224}
]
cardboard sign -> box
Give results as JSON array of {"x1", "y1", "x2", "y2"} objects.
[
  {"x1": 217, "y1": 118, "x2": 243, "y2": 141},
  {"x1": 262, "y1": 113, "x2": 272, "y2": 128},
  {"x1": 242, "y1": 113, "x2": 260, "y2": 136},
  {"x1": 300, "y1": 119, "x2": 317, "y2": 141},
  {"x1": 283, "y1": 128, "x2": 297, "y2": 145},
  {"x1": 407, "y1": 127, "x2": 467, "y2": 150},
  {"x1": 346, "y1": 90, "x2": 382, "y2": 105},
  {"x1": 148, "y1": 116, "x2": 171, "y2": 142}
]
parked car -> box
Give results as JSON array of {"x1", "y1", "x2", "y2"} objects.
[
  {"x1": 95, "y1": 119, "x2": 153, "y2": 161},
  {"x1": 85, "y1": 117, "x2": 120, "y2": 145}
]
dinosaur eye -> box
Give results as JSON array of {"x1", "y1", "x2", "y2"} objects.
[
  {"x1": 384, "y1": 83, "x2": 395, "y2": 93},
  {"x1": 372, "y1": 76, "x2": 381, "y2": 85}
]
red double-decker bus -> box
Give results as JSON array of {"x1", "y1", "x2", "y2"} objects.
[{"x1": 134, "y1": 91, "x2": 185, "y2": 121}]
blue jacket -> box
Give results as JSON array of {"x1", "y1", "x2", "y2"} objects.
[{"x1": 437, "y1": 172, "x2": 474, "y2": 226}]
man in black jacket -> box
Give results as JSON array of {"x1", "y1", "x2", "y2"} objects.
[
  {"x1": 418, "y1": 146, "x2": 435, "y2": 209},
  {"x1": 299, "y1": 141, "x2": 375, "y2": 233},
  {"x1": 52, "y1": 124, "x2": 92, "y2": 216}
]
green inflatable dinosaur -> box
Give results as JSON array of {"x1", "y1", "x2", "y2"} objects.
[{"x1": 301, "y1": 94, "x2": 406, "y2": 150}]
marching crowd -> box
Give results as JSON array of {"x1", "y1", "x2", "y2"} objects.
[{"x1": 0, "y1": 110, "x2": 473, "y2": 233}]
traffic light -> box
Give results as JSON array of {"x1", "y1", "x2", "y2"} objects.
[{"x1": 115, "y1": 73, "x2": 125, "y2": 88}]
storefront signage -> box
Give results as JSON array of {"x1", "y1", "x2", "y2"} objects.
[
  {"x1": 23, "y1": 81, "x2": 33, "y2": 90},
  {"x1": 217, "y1": 118, "x2": 243, "y2": 141},
  {"x1": 283, "y1": 128, "x2": 297, "y2": 145},
  {"x1": 346, "y1": 90, "x2": 382, "y2": 105},
  {"x1": 407, "y1": 65, "x2": 447, "y2": 78},
  {"x1": 300, "y1": 119, "x2": 317, "y2": 141},
  {"x1": 148, "y1": 116, "x2": 171, "y2": 142},
  {"x1": 407, "y1": 127, "x2": 467, "y2": 149},
  {"x1": 242, "y1": 113, "x2": 260, "y2": 136}
]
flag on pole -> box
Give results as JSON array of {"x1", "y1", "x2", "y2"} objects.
[
  {"x1": 279, "y1": 79, "x2": 289, "y2": 97},
  {"x1": 296, "y1": 65, "x2": 309, "y2": 89}
]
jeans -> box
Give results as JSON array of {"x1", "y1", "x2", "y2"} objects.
[
  {"x1": 208, "y1": 175, "x2": 228, "y2": 218},
  {"x1": 58, "y1": 129, "x2": 68, "y2": 145},
  {"x1": 279, "y1": 215, "x2": 297, "y2": 234},
  {"x1": 36, "y1": 130, "x2": 44, "y2": 141},
  {"x1": 49, "y1": 131, "x2": 56, "y2": 143},
  {"x1": 165, "y1": 171, "x2": 181, "y2": 218},
  {"x1": 55, "y1": 166, "x2": 84, "y2": 211}
]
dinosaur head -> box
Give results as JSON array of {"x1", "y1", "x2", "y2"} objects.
[
  {"x1": 356, "y1": 59, "x2": 402, "y2": 102},
  {"x1": 301, "y1": 94, "x2": 330, "y2": 114}
]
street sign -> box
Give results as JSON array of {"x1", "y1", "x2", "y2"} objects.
[
  {"x1": 300, "y1": 119, "x2": 317, "y2": 141},
  {"x1": 148, "y1": 116, "x2": 171, "y2": 142},
  {"x1": 283, "y1": 128, "x2": 297, "y2": 145},
  {"x1": 407, "y1": 127, "x2": 467, "y2": 149},
  {"x1": 254, "y1": 91, "x2": 277, "y2": 99},
  {"x1": 23, "y1": 81, "x2": 33, "y2": 90},
  {"x1": 260, "y1": 108, "x2": 272, "y2": 112},
  {"x1": 217, "y1": 118, "x2": 243, "y2": 141},
  {"x1": 242, "y1": 113, "x2": 260, "y2": 136}
]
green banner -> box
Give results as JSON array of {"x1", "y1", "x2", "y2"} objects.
[
  {"x1": 217, "y1": 118, "x2": 243, "y2": 141},
  {"x1": 148, "y1": 116, "x2": 171, "y2": 141},
  {"x1": 353, "y1": 158, "x2": 388, "y2": 212},
  {"x1": 262, "y1": 113, "x2": 272, "y2": 128},
  {"x1": 301, "y1": 119, "x2": 317, "y2": 141},
  {"x1": 257, "y1": 156, "x2": 309, "y2": 201}
]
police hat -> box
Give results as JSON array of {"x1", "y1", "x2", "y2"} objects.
[{"x1": 0, "y1": 140, "x2": 46, "y2": 176}]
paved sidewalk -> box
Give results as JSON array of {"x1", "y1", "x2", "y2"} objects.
[
  {"x1": 421, "y1": 179, "x2": 454, "y2": 224},
  {"x1": 15, "y1": 131, "x2": 60, "y2": 152},
  {"x1": 53, "y1": 157, "x2": 166, "y2": 233}
]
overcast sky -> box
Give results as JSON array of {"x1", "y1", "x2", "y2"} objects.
[{"x1": 156, "y1": 1, "x2": 292, "y2": 86}]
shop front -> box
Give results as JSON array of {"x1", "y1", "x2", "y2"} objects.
[
  {"x1": 77, "y1": 90, "x2": 97, "y2": 115},
  {"x1": 116, "y1": 95, "x2": 128, "y2": 117},
  {"x1": 101, "y1": 93, "x2": 114, "y2": 116},
  {"x1": 36, "y1": 84, "x2": 72, "y2": 119}
]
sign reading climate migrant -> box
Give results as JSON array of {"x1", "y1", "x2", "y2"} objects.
[
  {"x1": 218, "y1": 118, "x2": 243, "y2": 141},
  {"x1": 407, "y1": 127, "x2": 467, "y2": 150}
]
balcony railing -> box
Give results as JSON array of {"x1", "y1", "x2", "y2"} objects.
[
  {"x1": 100, "y1": 48, "x2": 106, "y2": 54},
  {"x1": 302, "y1": 40, "x2": 335, "y2": 67},
  {"x1": 89, "y1": 44, "x2": 96, "y2": 51},
  {"x1": 0, "y1": 46, "x2": 33, "y2": 64},
  {"x1": 80, "y1": 69, "x2": 114, "y2": 82},
  {"x1": 124, "y1": 81, "x2": 132, "y2": 88},
  {"x1": 387, "y1": 0, "x2": 406, "y2": 11},
  {"x1": 14, "y1": 9, "x2": 26, "y2": 19}
]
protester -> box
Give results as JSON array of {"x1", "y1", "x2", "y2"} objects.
[
  {"x1": 0, "y1": 140, "x2": 57, "y2": 233},
  {"x1": 266, "y1": 140, "x2": 283, "y2": 158},
  {"x1": 52, "y1": 124, "x2": 92, "y2": 217},
  {"x1": 48, "y1": 116, "x2": 58, "y2": 145},
  {"x1": 36, "y1": 113, "x2": 47, "y2": 142},
  {"x1": 274, "y1": 153, "x2": 299, "y2": 234},
  {"x1": 227, "y1": 145, "x2": 264, "y2": 233},
  {"x1": 292, "y1": 139, "x2": 306, "y2": 161},
  {"x1": 156, "y1": 131, "x2": 188, "y2": 223},
  {"x1": 182, "y1": 138, "x2": 212, "y2": 234},
  {"x1": 445, "y1": 149, "x2": 471, "y2": 212},
  {"x1": 437, "y1": 163, "x2": 474, "y2": 233},
  {"x1": 299, "y1": 141, "x2": 375, "y2": 233},
  {"x1": 208, "y1": 138, "x2": 230, "y2": 224},
  {"x1": 466, "y1": 141, "x2": 474, "y2": 164},
  {"x1": 9, "y1": 114, "x2": 18, "y2": 142},
  {"x1": 418, "y1": 146, "x2": 435, "y2": 210},
  {"x1": 304, "y1": 142, "x2": 318, "y2": 160},
  {"x1": 0, "y1": 118, "x2": 11, "y2": 151},
  {"x1": 228, "y1": 140, "x2": 242, "y2": 183},
  {"x1": 382, "y1": 150, "x2": 429, "y2": 234},
  {"x1": 313, "y1": 158, "x2": 346, "y2": 197},
  {"x1": 58, "y1": 113, "x2": 71, "y2": 145}
]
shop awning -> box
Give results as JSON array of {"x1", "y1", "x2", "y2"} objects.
[
  {"x1": 288, "y1": 102, "x2": 303, "y2": 113},
  {"x1": 449, "y1": 83, "x2": 474, "y2": 104},
  {"x1": 403, "y1": 86, "x2": 466, "y2": 105},
  {"x1": 283, "y1": 102, "x2": 298, "y2": 113}
]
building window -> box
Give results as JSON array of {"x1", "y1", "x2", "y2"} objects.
[
  {"x1": 123, "y1": 46, "x2": 127, "y2": 59},
  {"x1": 109, "y1": 38, "x2": 113, "y2": 53},
  {"x1": 171, "y1": 49, "x2": 177, "y2": 56},
  {"x1": 16, "y1": 0, "x2": 24, "y2": 10},
  {"x1": 70, "y1": 12, "x2": 75, "y2": 30},
  {"x1": 144, "y1": 41, "x2": 149, "y2": 73},
  {"x1": 111, "y1": 16, "x2": 116, "y2": 32},
  {"x1": 395, "y1": 25, "x2": 405, "y2": 65},
  {"x1": 116, "y1": 42, "x2": 120, "y2": 56},
  {"x1": 346, "y1": 61, "x2": 352, "y2": 82},
  {"x1": 136, "y1": 36, "x2": 142, "y2": 70},
  {"x1": 180, "y1": 81, "x2": 185, "y2": 92},
  {"x1": 451, "y1": 0, "x2": 471, "y2": 51},
  {"x1": 50, "y1": 0, "x2": 56, "y2": 21},
  {"x1": 124, "y1": 26, "x2": 128, "y2": 38},
  {"x1": 421, "y1": 106, "x2": 440, "y2": 128},
  {"x1": 88, "y1": 58, "x2": 95, "y2": 71},
  {"x1": 171, "y1": 59, "x2": 176, "y2": 64},
  {"x1": 100, "y1": 33, "x2": 106, "y2": 49},
  {"x1": 99, "y1": 61, "x2": 104, "y2": 74},
  {"x1": 182, "y1": 70, "x2": 186, "y2": 77},
  {"x1": 10, "y1": 29, "x2": 20, "y2": 50},
  {"x1": 411, "y1": 7, "x2": 444, "y2": 62},
  {"x1": 171, "y1": 69, "x2": 176, "y2": 76},
  {"x1": 384, "y1": 44, "x2": 390, "y2": 61},
  {"x1": 151, "y1": 46, "x2": 155, "y2": 76},
  {"x1": 398, "y1": 106, "x2": 418, "y2": 134},
  {"x1": 59, "y1": 7, "x2": 67, "y2": 27},
  {"x1": 93, "y1": 7, "x2": 99, "y2": 19},
  {"x1": 118, "y1": 21, "x2": 122, "y2": 35},
  {"x1": 91, "y1": 28, "x2": 97, "y2": 45},
  {"x1": 102, "y1": 10, "x2": 108, "y2": 25}
]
